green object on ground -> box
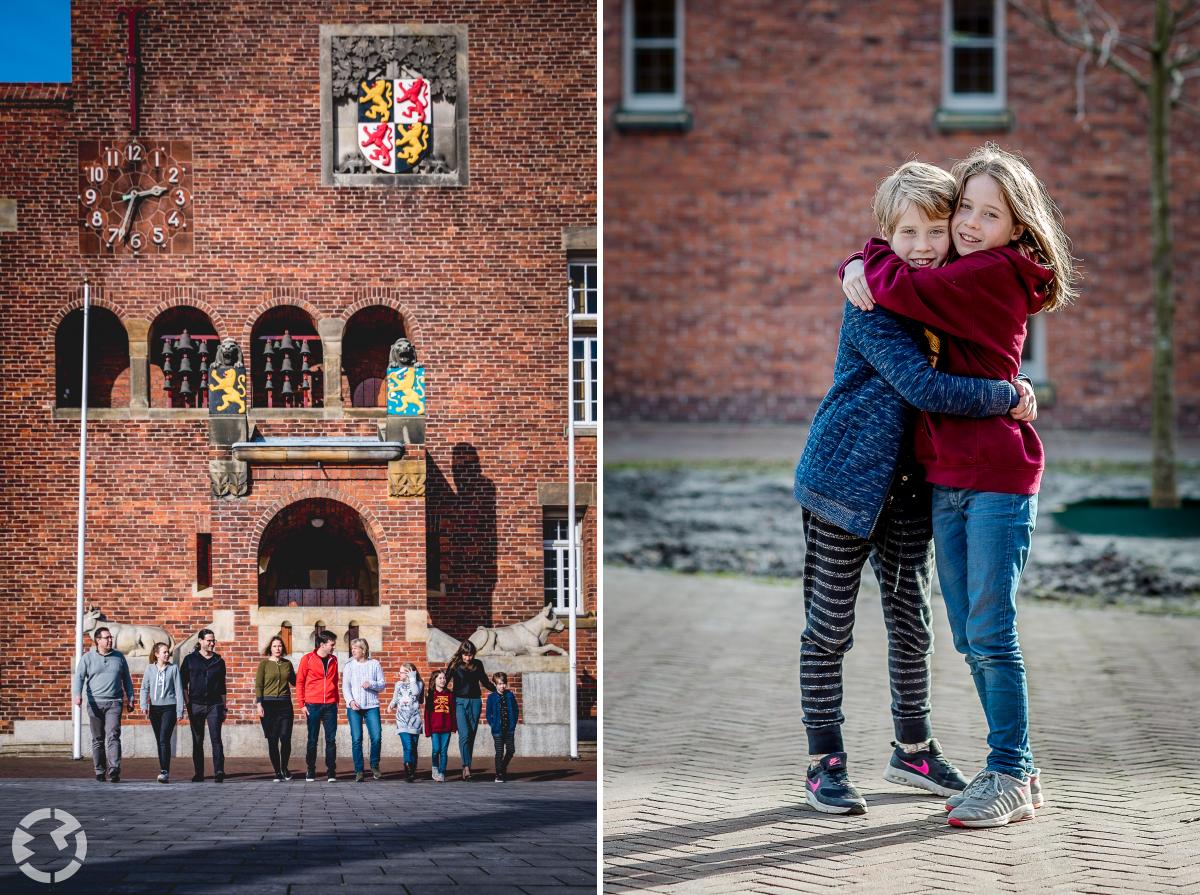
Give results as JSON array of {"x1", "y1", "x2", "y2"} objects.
[{"x1": 1053, "y1": 498, "x2": 1200, "y2": 538}]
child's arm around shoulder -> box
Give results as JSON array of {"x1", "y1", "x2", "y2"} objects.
[
  {"x1": 843, "y1": 303, "x2": 1016, "y2": 417},
  {"x1": 859, "y1": 238, "x2": 1030, "y2": 340}
]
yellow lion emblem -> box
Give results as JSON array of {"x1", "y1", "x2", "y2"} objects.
[
  {"x1": 386, "y1": 366, "x2": 425, "y2": 415},
  {"x1": 209, "y1": 368, "x2": 247, "y2": 414}
]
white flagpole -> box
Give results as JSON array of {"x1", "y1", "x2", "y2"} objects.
[
  {"x1": 567, "y1": 279, "x2": 579, "y2": 760},
  {"x1": 73, "y1": 279, "x2": 91, "y2": 760}
]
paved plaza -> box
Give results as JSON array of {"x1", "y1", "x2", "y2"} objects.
[
  {"x1": 603, "y1": 567, "x2": 1200, "y2": 893},
  {"x1": 0, "y1": 771, "x2": 596, "y2": 894}
]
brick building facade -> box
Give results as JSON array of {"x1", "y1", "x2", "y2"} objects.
[
  {"x1": 605, "y1": 0, "x2": 1200, "y2": 431},
  {"x1": 0, "y1": 1, "x2": 596, "y2": 757}
]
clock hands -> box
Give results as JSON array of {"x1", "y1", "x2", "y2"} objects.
[{"x1": 107, "y1": 185, "x2": 169, "y2": 247}]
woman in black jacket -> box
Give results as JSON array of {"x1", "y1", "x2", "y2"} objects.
[{"x1": 446, "y1": 640, "x2": 495, "y2": 780}]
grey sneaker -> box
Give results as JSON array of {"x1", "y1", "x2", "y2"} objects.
[
  {"x1": 946, "y1": 770, "x2": 1043, "y2": 811},
  {"x1": 947, "y1": 770, "x2": 1034, "y2": 828}
]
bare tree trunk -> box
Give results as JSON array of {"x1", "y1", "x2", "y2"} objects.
[{"x1": 1149, "y1": 0, "x2": 1179, "y2": 508}]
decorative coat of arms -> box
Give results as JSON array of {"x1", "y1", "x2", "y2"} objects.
[
  {"x1": 357, "y1": 77, "x2": 433, "y2": 173},
  {"x1": 208, "y1": 339, "x2": 247, "y2": 415},
  {"x1": 386, "y1": 337, "x2": 426, "y2": 416}
]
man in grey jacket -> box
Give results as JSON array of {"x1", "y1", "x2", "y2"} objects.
[{"x1": 72, "y1": 627, "x2": 135, "y2": 782}]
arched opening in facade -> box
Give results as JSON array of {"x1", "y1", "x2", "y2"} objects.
[
  {"x1": 250, "y1": 306, "x2": 323, "y2": 408},
  {"x1": 258, "y1": 498, "x2": 378, "y2": 607},
  {"x1": 343, "y1": 306, "x2": 407, "y2": 407},
  {"x1": 55, "y1": 307, "x2": 130, "y2": 408},
  {"x1": 148, "y1": 306, "x2": 219, "y2": 408}
]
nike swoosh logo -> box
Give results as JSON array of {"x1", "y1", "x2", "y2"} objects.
[
  {"x1": 900, "y1": 759, "x2": 930, "y2": 775},
  {"x1": 807, "y1": 778, "x2": 819, "y2": 793}
]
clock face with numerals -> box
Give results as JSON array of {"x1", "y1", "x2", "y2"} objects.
[{"x1": 78, "y1": 139, "x2": 193, "y2": 255}]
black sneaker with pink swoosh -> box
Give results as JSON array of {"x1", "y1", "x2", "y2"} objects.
[
  {"x1": 805, "y1": 752, "x2": 867, "y2": 815},
  {"x1": 882, "y1": 738, "x2": 970, "y2": 797}
]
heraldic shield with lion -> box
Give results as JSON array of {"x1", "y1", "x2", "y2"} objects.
[{"x1": 357, "y1": 77, "x2": 433, "y2": 174}]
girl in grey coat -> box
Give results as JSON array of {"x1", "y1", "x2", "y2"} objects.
[{"x1": 139, "y1": 643, "x2": 184, "y2": 783}]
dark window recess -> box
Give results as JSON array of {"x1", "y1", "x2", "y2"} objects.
[
  {"x1": 634, "y1": 48, "x2": 676, "y2": 94},
  {"x1": 427, "y1": 515, "x2": 442, "y2": 590},
  {"x1": 953, "y1": 0, "x2": 994, "y2": 37},
  {"x1": 953, "y1": 46, "x2": 995, "y2": 94},
  {"x1": 635, "y1": 0, "x2": 675, "y2": 38},
  {"x1": 196, "y1": 533, "x2": 212, "y2": 590}
]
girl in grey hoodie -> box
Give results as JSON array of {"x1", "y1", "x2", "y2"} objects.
[{"x1": 139, "y1": 643, "x2": 184, "y2": 783}]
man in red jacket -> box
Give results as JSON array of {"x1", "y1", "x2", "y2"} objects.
[{"x1": 297, "y1": 631, "x2": 339, "y2": 782}]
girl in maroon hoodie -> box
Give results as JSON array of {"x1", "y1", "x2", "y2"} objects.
[
  {"x1": 841, "y1": 144, "x2": 1078, "y2": 830},
  {"x1": 423, "y1": 669, "x2": 457, "y2": 782}
]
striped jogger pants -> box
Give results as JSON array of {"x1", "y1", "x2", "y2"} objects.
[{"x1": 800, "y1": 506, "x2": 936, "y2": 755}]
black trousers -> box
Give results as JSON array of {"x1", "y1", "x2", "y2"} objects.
[
  {"x1": 189, "y1": 702, "x2": 226, "y2": 776},
  {"x1": 148, "y1": 705, "x2": 177, "y2": 773},
  {"x1": 259, "y1": 699, "x2": 293, "y2": 774},
  {"x1": 494, "y1": 731, "x2": 516, "y2": 775}
]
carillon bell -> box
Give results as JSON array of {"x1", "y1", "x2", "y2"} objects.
[
  {"x1": 178, "y1": 354, "x2": 193, "y2": 374},
  {"x1": 264, "y1": 357, "x2": 273, "y2": 374},
  {"x1": 179, "y1": 377, "x2": 193, "y2": 396},
  {"x1": 176, "y1": 330, "x2": 195, "y2": 352},
  {"x1": 280, "y1": 355, "x2": 293, "y2": 373},
  {"x1": 281, "y1": 379, "x2": 294, "y2": 396},
  {"x1": 279, "y1": 331, "x2": 296, "y2": 352},
  {"x1": 162, "y1": 338, "x2": 174, "y2": 358},
  {"x1": 263, "y1": 339, "x2": 275, "y2": 357},
  {"x1": 300, "y1": 340, "x2": 310, "y2": 356},
  {"x1": 265, "y1": 375, "x2": 274, "y2": 391},
  {"x1": 163, "y1": 357, "x2": 173, "y2": 374}
]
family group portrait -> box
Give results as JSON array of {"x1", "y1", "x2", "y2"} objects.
[{"x1": 1, "y1": 1, "x2": 1198, "y2": 894}]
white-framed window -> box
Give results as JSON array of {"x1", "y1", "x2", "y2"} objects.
[
  {"x1": 942, "y1": 0, "x2": 1006, "y2": 112},
  {"x1": 543, "y1": 515, "x2": 584, "y2": 615},
  {"x1": 569, "y1": 260, "x2": 597, "y2": 320},
  {"x1": 572, "y1": 336, "x2": 598, "y2": 424},
  {"x1": 623, "y1": 0, "x2": 684, "y2": 111},
  {"x1": 1020, "y1": 313, "x2": 1047, "y2": 383}
]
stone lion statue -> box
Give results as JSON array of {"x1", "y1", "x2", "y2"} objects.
[
  {"x1": 83, "y1": 607, "x2": 173, "y2": 658},
  {"x1": 214, "y1": 338, "x2": 243, "y2": 367},
  {"x1": 388, "y1": 337, "x2": 417, "y2": 368}
]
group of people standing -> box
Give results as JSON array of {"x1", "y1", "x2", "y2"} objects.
[{"x1": 72, "y1": 626, "x2": 520, "y2": 784}]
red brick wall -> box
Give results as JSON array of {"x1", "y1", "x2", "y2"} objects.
[
  {"x1": 604, "y1": 0, "x2": 1200, "y2": 431},
  {"x1": 0, "y1": 1, "x2": 596, "y2": 735}
]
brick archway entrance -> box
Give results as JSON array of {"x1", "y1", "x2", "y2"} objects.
[{"x1": 258, "y1": 498, "x2": 379, "y2": 607}]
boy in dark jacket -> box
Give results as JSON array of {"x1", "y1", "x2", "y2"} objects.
[
  {"x1": 486, "y1": 672, "x2": 519, "y2": 782},
  {"x1": 793, "y1": 162, "x2": 1036, "y2": 815}
]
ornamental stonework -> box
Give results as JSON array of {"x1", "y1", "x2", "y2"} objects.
[{"x1": 320, "y1": 25, "x2": 468, "y2": 187}]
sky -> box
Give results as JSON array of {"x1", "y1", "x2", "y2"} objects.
[{"x1": 0, "y1": 2, "x2": 72, "y2": 83}]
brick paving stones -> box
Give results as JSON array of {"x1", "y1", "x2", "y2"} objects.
[
  {"x1": 0, "y1": 777, "x2": 596, "y2": 893},
  {"x1": 603, "y1": 567, "x2": 1200, "y2": 893}
]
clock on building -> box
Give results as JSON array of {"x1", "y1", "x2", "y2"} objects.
[{"x1": 78, "y1": 139, "x2": 193, "y2": 255}]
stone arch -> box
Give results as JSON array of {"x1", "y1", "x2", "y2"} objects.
[
  {"x1": 342, "y1": 304, "x2": 415, "y2": 408},
  {"x1": 55, "y1": 305, "x2": 131, "y2": 408},
  {"x1": 148, "y1": 305, "x2": 220, "y2": 408},
  {"x1": 146, "y1": 296, "x2": 229, "y2": 342},
  {"x1": 340, "y1": 296, "x2": 422, "y2": 346},
  {"x1": 255, "y1": 495, "x2": 381, "y2": 607},
  {"x1": 252, "y1": 486, "x2": 386, "y2": 557},
  {"x1": 247, "y1": 304, "x2": 323, "y2": 408}
]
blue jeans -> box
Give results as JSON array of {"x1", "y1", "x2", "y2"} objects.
[
  {"x1": 305, "y1": 703, "x2": 337, "y2": 775},
  {"x1": 346, "y1": 706, "x2": 381, "y2": 774},
  {"x1": 431, "y1": 732, "x2": 451, "y2": 775},
  {"x1": 399, "y1": 732, "x2": 418, "y2": 765},
  {"x1": 932, "y1": 486, "x2": 1037, "y2": 779},
  {"x1": 456, "y1": 698, "x2": 482, "y2": 769}
]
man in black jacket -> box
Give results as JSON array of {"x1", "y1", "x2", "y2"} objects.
[{"x1": 181, "y1": 628, "x2": 227, "y2": 782}]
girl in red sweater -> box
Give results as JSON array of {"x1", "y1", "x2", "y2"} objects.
[
  {"x1": 842, "y1": 144, "x2": 1078, "y2": 829},
  {"x1": 423, "y1": 669, "x2": 457, "y2": 782}
]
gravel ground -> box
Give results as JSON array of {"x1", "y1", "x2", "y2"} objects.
[{"x1": 604, "y1": 463, "x2": 1200, "y2": 610}]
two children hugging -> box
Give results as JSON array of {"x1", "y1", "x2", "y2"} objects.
[{"x1": 794, "y1": 143, "x2": 1077, "y2": 829}]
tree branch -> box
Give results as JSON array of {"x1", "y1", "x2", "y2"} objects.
[{"x1": 1010, "y1": 0, "x2": 1151, "y2": 91}]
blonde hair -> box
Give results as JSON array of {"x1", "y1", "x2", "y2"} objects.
[
  {"x1": 872, "y1": 161, "x2": 957, "y2": 237},
  {"x1": 952, "y1": 143, "x2": 1079, "y2": 311},
  {"x1": 349, "y1": 637, "x2": 370, "y2": 658}
]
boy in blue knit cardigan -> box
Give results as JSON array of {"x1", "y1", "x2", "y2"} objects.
[
  {"x1": 486, "y1": 672, "x2": 519, "y2": 782},
  {"x1": 793, "y1": 161, "x2": 1036, "y2": 815}
]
